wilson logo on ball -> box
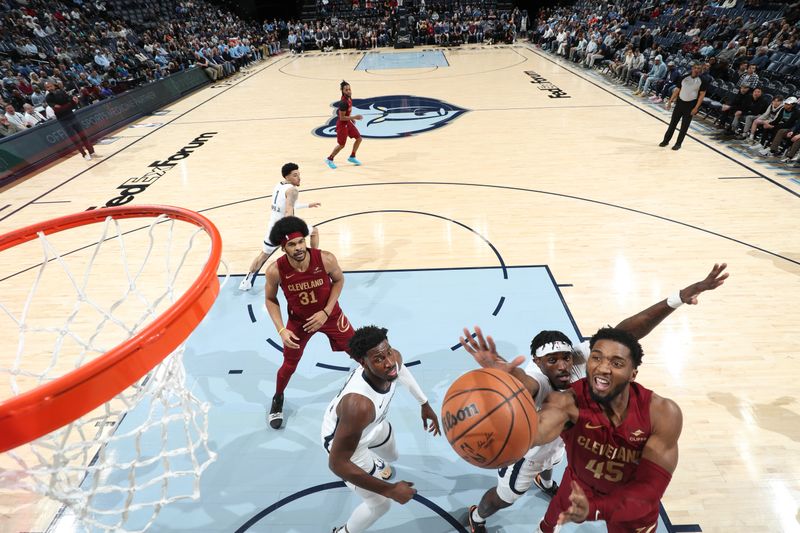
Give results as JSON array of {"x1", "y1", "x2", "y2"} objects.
[{"x1": 443, "y1": 403, "x2": 480, "y2": 433}]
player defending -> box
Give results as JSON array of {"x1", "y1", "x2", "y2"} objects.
[
  {"x1": 239, "y1": 162, "x2": 321, "y2": 291},
  {"x1": 322, "y1": 326, "x2": 441, "y2": 533},
  {"x1": 326, "y1": 80, "x2": 363, "y2": 169},
  {"x1": 462, "y1": 263, "x2": 728, "y2": 532},
  {"x1": 264, "y1": 216, "x2": 354, "y2": 429}
]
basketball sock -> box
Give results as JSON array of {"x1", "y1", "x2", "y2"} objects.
[
  {"x1": 471, "y1": 507, "x2": 486, "y2": 524},
  {"x1": 350, "y1": 152, "x2": 356, "y2": 157}
]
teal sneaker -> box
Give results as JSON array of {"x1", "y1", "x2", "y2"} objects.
[
  {"x1": 347, "y1": 156, "x2": 361, "y2": 166},
  {"x1": 325, "y1": 159, "x2": 337, "y2": 169}
]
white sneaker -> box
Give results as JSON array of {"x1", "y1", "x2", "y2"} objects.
[
  {"x1": 83, "y1": 153, "x2": 92, "y2": 161},
  {"x1": 758, "y1": 147, "x2": 771, "y2": 156},
  {"x1": 238, "y1": 273, "x2": 254, "y2": 291}
]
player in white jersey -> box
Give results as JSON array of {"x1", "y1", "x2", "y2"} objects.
[
  {"x1": 461, "y1": 263, "x2": 729, "y2": 533},
  {"x1": 322, "y1": 325, "x2": 441, "y2": 533},
  {"x1": 239, "y1": 162, "x2": 321, "y2": 290}
]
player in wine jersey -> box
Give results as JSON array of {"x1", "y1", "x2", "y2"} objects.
[
  {"x1": 239, "y1": 162, "x2": 321, "y2": 291},
  {"x1": 326, "y1": 80, "x2": 363, "y2": 169},
  {"x1": 264, "y1": 216, "x2": 355, "y2": 429},
  {"x1": 322, "y1": 326, "x2": 440, "y2": 533},
  {"x1": 461, "y1": 263, "x2": 728, "y2": 533},
  {"x1": 464, "y1": 326, "x2": 681, "y2": 533}
]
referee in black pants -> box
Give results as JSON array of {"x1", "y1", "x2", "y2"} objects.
[
  {"x1": 660, "y1": 62, "x2": 708, "y2": 151},
  {"x1": 44, "y1": 81, "x2": 96, "y2": 161}
]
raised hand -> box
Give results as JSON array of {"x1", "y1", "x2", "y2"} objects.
[
  {"x1": 459, "y1": 326, "x2": 525, "y2": 373},
  {"x1": 421, "y1": 402, "x2": 441, "y2": 436},
  {"x1": 557, "y1": 481, "x2": 590, "y2": 524},
  {"x1": 679, "y1": 263, "x2": 728, "y2": 305}
]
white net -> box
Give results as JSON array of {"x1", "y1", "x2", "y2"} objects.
[{"x1": 0, "y1": 212, "x2": 224, "y2": 532}]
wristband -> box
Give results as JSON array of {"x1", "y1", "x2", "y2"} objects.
[
  {"x1": 278, "y1": 327, "x2": 286, "y2": 335},
  {"x1": 666, "y1": 291, "x2": 684, "y2": 309},
  {"x1": 295, "y1": 203, "x2": 309, "y2": 209},
  {"x1": 323, "y1": 309, "x2": 329, "y2": 317}
]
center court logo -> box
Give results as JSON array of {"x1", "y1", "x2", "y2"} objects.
[{"x1": 314, "y1": 95, "x2": 467, "y2": 138}]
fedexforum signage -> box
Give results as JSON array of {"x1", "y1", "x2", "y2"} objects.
[
  {"x1": 524, "y1": 71, "x2": 571, "y2": 99},
  {"x1": 94, "y1": 132, "x2": 217, "y2": 208}
]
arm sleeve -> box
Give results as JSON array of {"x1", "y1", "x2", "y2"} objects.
[
  {"x1": 589, "y1": 458, "x2": 672, "y2": 522},
  {"x1": 397, "y1": 363, "x2": 428, "y2": 405}
]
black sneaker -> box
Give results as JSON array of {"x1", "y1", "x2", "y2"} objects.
[
  {"x1": 532, "y1": 472, "x2": 559, "y2": 498},
  {"x1": 268, "y1": 393, "x2": 284, "y2": 429},
  {"x1": 659, "y1": 141, "x2": 669, "y2": 147},
  {"x1": 466, "y1": 505, "x2": 487, "y2": 533}
]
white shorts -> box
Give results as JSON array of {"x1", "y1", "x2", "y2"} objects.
[
  {"x1": 262, "y1": 223, "x2": 315, "y2": 254},
  {"x1": 495, "y1": 437, "x2": 565, "y2": 503}
]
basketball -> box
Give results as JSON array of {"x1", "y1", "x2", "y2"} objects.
[{"x1": 441, "y1": 368, "x2": 538, "y2": 469}]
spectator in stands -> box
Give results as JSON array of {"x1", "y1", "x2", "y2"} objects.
[
  {"x1": 625, "y1": 48, "x2": 646, "y2": 84},
  {"x1": 22, "y1": 103, "x2": 46, "y2": 127},
  {"x1": 4, "y1": 104, "x2": 26, "y2": 129},
  {"x1": 660, "y1": 62, "x2": 708, "y2": 151},
  {"x1": 737, "y1": 63, "x2": 760, "y2": 89},
  {"x1": 94, "y1": 49, "x2": 111, "y2": 71},
  {"x1": 717, "y1": 85, "x2": 754, "y2": 133},
  {"x1": 717, "y1": 40, "x2": 739, "y2": 66},
  {"x1": 757, "y1": 97, "x2": 800, "y2": 156},
  {"x1": 570, "y1": 32, "x2": 588, "y2": 62},
  {"x1": 0, "y1": 115, "x2": 23, "y2": 138},
  {"x1": 30, "y1": 85, "x2": 46, "y2": 107},
  {"x1": 634, "y1": 55, "x2": 666, "y2": 96},
  {"x1": 650, "y1": 61, "x2": 681, "y2": 104},
  {"x1": 734, "y1": 87, "x2": 769, "y2": 137},
  {"x1": 750, "y1": 47, "x2": 771, "y2": 69},
  {"x1": 746, "y1": 94, "x2": 783, "y2": 144}
]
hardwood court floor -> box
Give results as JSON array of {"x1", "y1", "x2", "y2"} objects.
[{"x1": 0, "y1": 45, "x2": 799, "y2": 533}]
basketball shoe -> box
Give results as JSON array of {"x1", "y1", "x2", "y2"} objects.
[
  {"x1": 466, "y1": 505, "x2": 487, "y2": 533},
  {"x1": 347, "y1": 156, "x2": 361, "y2": 166},
  {"x1": 268, "y1": 393, "x2": 284, "y2": 429},
  {"x1": 532, "y1": 472, "x2": 559, "y2": 498},
  {"x1": 238, "y1": 272, "x2": 255, "y2": 291}
]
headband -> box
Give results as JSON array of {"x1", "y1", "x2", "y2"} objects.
[
  {"x1": 281, "y1": 231, "x2": 305, "y2": 246},
  {"x1": 534, "y1": 341, "x2": 572, "y2": 358}
]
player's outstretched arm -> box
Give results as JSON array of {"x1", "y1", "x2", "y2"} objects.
[
  {"x1": 532, "y1": 389, "x2": 579, "y2": 447},
  {"x1": 329, "y1": 394, "x2": 417, "y2": 504},
  {"x1": 614, "y1": 263, "x2": 728, "y2": 340},
  {"x1": 265, "y1": 263, "x2": 300, "y2": 348},
  {"x1": 562, "y1": 395, "x2": 683, "y2": 525},
  {"x1": 459, "y1": 326, "x2": 540, "y2": 398},
  {"x1": 396, "y1": 362, "x2": 441, "y2": 436}
]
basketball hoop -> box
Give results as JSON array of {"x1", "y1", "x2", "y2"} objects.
[{"x1": 0, "y1": 205, "x2": 224, "y2": 531}]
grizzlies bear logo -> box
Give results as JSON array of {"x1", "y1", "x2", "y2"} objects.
[{"x1": 314, "y1": 95, "x2": 467, "y2": 139}]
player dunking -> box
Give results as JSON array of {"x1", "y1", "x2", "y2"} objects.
[
  {"x1": 326, "y1": 80, "x2": 363, "y2": 169},
  {"x1": 264, "y1": 216, "x2": 354, "y2": 429},
  {"x1": 239, "y1": 162, "x2": 321, "y2": 291},
  {"x1": 322, "y1": 326, "x2": 440, "y2": 533},
  {"x1": 462, "y1": 264, "x2": 728, "y2": 533}
]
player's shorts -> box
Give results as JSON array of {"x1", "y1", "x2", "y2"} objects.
[
  {"x1": 496, "y1": 437, "x2": 565, "y2": 503},
  {"x1": 336, "y1": 121, "x2": 361, "y2": 145},
  {"x1": 540, "y1": 467, "x2": 660, "y2": 533},
  {"x1": 262, "y1": 223, "x2": 315, "y2": 254},
  {"x1": 283, "y1": 308, "x2": 354, "y2": 362}
]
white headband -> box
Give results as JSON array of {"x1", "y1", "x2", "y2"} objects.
[{"x1": 534, "y1": 341, "x2": 572, "y2": 358}]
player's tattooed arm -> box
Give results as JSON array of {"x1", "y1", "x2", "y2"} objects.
[{"x1": 285, "y1": 187, "x2": 298, "y2": 217}]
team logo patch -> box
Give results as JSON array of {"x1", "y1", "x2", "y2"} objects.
[
  {"x1": 314, "y1": 95, "x2": 467, "y2": 138},
  {"x1": 337, "y1": 314, "x2": 351, "y2": 333}
]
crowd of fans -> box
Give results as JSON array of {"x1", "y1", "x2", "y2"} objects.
[
  {"x1": 1, "y1": 0, "x2": 524, "y2": 142},
  {"x1": 0, "y1": 0, "x2": 277, "y2": 139},
  {"x1": 532, "y1": 0, "x2": 800, "y2": 165}
]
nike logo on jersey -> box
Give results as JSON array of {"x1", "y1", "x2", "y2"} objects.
[
  {"x1": 285, "y1": 273, "x2": 296, "y2": 279},
  {"x1": 313, "y1": 267, "x2": 323, "y2": 274},
  {"x1": 585, "y1": 422, "x2": 604, "y2": 430}
]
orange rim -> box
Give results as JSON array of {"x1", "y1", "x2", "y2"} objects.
[{"x1": 0, "y1": 205, "x2": 222, "y2": 453}]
